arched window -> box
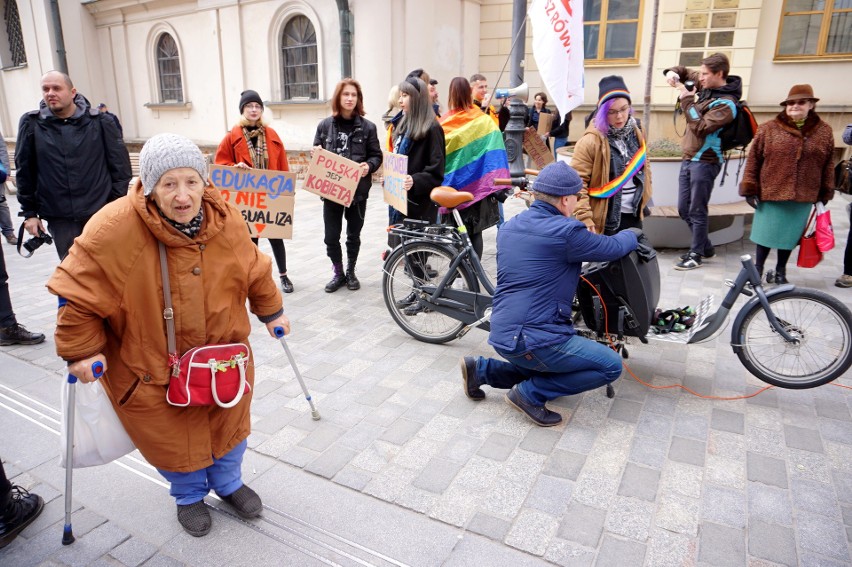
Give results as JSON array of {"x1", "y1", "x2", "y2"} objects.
[
  {"x1": 156, "y1": 33, "x2": 183, "y2": 103},
  {"x1": 281, "y1": 15, "x2": 318, "y2": 100}
]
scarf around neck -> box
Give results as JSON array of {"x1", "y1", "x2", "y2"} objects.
[{"x1": 242, "y1": 125, "x2": 268, "y2": 169}]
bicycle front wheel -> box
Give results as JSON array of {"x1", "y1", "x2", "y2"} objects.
[
  {"x1": 734, "y1": 288, "x2": 852, "y2": 388},
  {"x1": 382, "y1": 241, "x2": 478, "y2": 344}
]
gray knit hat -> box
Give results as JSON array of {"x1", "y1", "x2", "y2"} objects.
[
  {"x1": 139, "y1": 133, "x2": 208, "y2": 196},
  {"x1": 533, "y1": 161, "x2": 583, "y2": 196}
]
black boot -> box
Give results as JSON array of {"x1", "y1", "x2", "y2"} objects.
[
  {"x1": 346, "y1": 263, "x2": 360, "y2": 290},
  {"x1": 775, "y1": 269, "x2": 788, "y2": 284},
  {"x1": 325, "y1": 263, "x2": 347, "y2": 293},
  {"x1": 280, "y1": 274, "x2": 294, "y2": 294},
  {"x1": 0, "y1": 486, "x2": 44, "y2": 549}
]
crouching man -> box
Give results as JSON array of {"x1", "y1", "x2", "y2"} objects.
[{"x1": 460, "y1": 162, "x2": 638, "y2": 426}]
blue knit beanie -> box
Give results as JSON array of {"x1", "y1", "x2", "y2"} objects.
[{"x1": 533, "y1": 162, "x2": 583, "y2": 197}]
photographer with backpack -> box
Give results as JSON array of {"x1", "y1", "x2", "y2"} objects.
[
  {"x1": 665, "y1": 53, "x2": 742, "y2": 271},
  {"x1": 740, "y1": 85, "x2": 835, "y2": 285}
]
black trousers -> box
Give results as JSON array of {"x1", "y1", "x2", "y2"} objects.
[
  {"x1": 46, "y1": 218, "x2": 89, "y2": 261},
  {"x1": 251, "y1": 238, "x2": 287, "y2": 274},
  {"x1": 0, "y1": 459, "x2": 10, "y2": 510},
  {"x1": 324, "y1": 199, "x2": 367, "y2": 266},
  {"x1": 0, "y1": 244, "x2": 16, "y2": 328},
  {"x1": 603, "y1": 213, "x2": 643, "y2": 236}
]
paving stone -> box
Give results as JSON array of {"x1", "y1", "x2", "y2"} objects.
[
  {"x1": 748, "y1": 518, "x2": 798, "y2": 566},
  {"x1": 297, "y1": 422, "x2": 346, "y2": 452},
  {"x1": 336, "y1": 421, "x2": 385, "y2": 451},
  {"x1": 818, "y1": 418, "x2": 852, "y2": 445},
  {"x1": 279, "y1": 445, "x2": 320, "y2": 468},
  {"x1": 607, "y1": 399, "x2": 642, "y2": 423},
  {"x1": 662, "y1": 461, "x2": 704, "y2": 499},
  {"x1": 711, "y1": 408, "x2": 745, "y2": 434},
  {"x1": 747, "y1": 388, "x2": 779, "y2": 408},
  {"x1": 542, "y1": 450, "x2": 586, "y2": 481},
  {"x1": 618, "y1": 462, "x2": 660, "y2": 502},
  {"x1": 791, "y1": 477, "x2": 841, "y2": 519},
  {"x1": 643, "y1": 393, "x2": 679, "y2": 416},
  {"x1": 557, "y1": 500, "x2": 606, "y2": 547},
  {"x1": 645, "y1": 528, "x2": 695, "y2": 567},
  {"x1": 332, "y1": 465, "x2": 372, "y2": 491},
  {"x1": 520, "y1": 427, "x2": 561, "y2": 455},
  {"x1": 479, "y1": 480, "x2": 530, "y2": 519},
  {"x1": 556, "y1": 424, "x2": 598, "y2": 454},
  {"x1": 134, "y1": 553, "x2": 185, "y2": 567},
  {"x1": 412, "y1": 458, "x2": 462, "y2": 494},
  {"x1": 787, "y1": 447, "x2": 832, "y2": 484},
  {"x1": 697, "y1": 522, "x2": 745, "y2": 566},
  {"x1": 705, "y1": 453, "x2": 745, "y2": 489},
  {"x1": 635, "y1": 411, "x2": 673, "y2": 440},
  {"x1": 673, "y1": 411, "x2": 709, "y2": 441},
  {"x1": 436, "y1": 434, "x2": 482, "y2": 463},
  {"x1": 669, "y1": 436, "x2": 706, "y2": 467},
  {"x1": 477, "y1": 432, "x2": 519, "y2": 461},
  {"x1": 54, "y1": 522, "x2": 130, "y2": 567},
  {"x1": 747, "y1": 452, "x2": 789, "y2": 488},
  {"x1": 701, "y1": 484, "x2": 747, "y2": 528},
  {"x1": 543, "y1": 538, "x2": 596, "y2": 567},
  {"x1": 629, "y1": 435, "x2": 669, "y2": 469},
  {"x1": 815, "y1": 398, "x2": 851, "y2": 421},
  {"x1": 604, "y1": 495, "x2": 654, "y2": 541},
  {"x1": 797, "y1": 511, "x2": 850, "y2": 560},
  {"x1": 595, "y1": 534, "x2": 646, "y2": 567},
  {"x1": 109, "y1": 537, "x2": 158, "y2": 567},
  {"x1": 783, "y1": 424, "x2": 824, "y2": 453},
  {"x1": 401, "y1": 398, "x2": 446, "y2": 424},
  {"x1": 504, "y1": 508, "x2": 560, "y2": 555},
  {"x1": 379, "y1": 418, "x2": 423, "y2": 445},
  {"x1": 708, "y1": 429, "x2": 746, "y2": 459},
  {"x1": 466, "y1": 512, "x2": 511, "y2": 541},
  {"x1": 655, "y1": 493, "x2": 699, "y2": 536},
  {"x1": 799, "y1": 554, "x2": 851, "y2": 567},
  {"x1": 304, "y1": 445, "x2": 357, "y2": 479},
  {"x1": 524, "y1": 474, "x2": 573, "y2": 516}
]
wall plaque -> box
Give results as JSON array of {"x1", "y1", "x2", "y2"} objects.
[
  {"x1": 711, "y1": 12, "x2": 736, "y2": 28},
  {"x1": 714, "y1": 0, "x2": 739, "y2": 8},
  {"x1": 686, "y1": 0, "x2": 711, "y2": 8},
  {"x1": 679, "y1": 52, "x2": 704, "y2": 67},
  {"x1": 684, "y1": 14, "x2": 709, "y2": 29},
  {"x1": 681, "y1": 32, "x2": 706, "y2": 48},
  {"x1": 709, "y1": 31, "x2": 734, "y2": 47}
]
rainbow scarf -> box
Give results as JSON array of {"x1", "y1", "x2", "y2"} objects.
[
  {"x1": 588, "y1": 138, "x2": 646, "y2": 199},
  {"x1": 439, "y1": 106, "x2": 510, "y2": 210}
]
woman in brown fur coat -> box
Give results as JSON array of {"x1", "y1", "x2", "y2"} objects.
[{"x1": 739, "y1": 84, "x2": 835, "y2": 284}]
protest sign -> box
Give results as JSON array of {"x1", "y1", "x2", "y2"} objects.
[
  {"x1": 302, "y1": 148, "x2": 360, "y2": 207},
  {"x1": 523, "y1": 127, "x2": 555, "y2": 169},
  {"x1": 383, "y1": 151, "x2": 408, "y2": 216},
  {"x1": 209, "y1": 164, "x2": 296, "y2": 239},
  {"x1": 537, "y1": 112, "x2": 554, "y2": 137}
]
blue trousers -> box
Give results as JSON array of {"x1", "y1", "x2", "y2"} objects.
[
  {"x1": 477, "y1": 335, "x2": 623, "y2": 406},
  {"x1": 157, "y1": 439, "x2": 247, "y2": 505},
  {"x1": 677, "y1": 160, "x2": 721, "y2": 255}
]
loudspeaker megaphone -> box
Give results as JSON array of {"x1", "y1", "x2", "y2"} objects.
[{"x1": 493, "y1": 83, "x2": 529, "y2": 102}]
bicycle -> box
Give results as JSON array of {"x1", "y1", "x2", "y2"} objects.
[{"x1": 382, "y1": 186, "x2": 852, "y2": 389}]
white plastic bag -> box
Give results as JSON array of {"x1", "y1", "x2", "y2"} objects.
[{"x1": 59, "y1": 378, "x2": 135, "y2": 468}]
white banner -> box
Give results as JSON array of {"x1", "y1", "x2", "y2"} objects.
[{"x1": 530, "y1": 0, "x2": 584, "y2": 116}]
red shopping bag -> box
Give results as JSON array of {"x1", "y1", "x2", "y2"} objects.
[
  {"x1": 815, "y1": 202, "x2": 835, "y2": 252},
  {"x1": 797, "y1": 208, "x2": 823, "y2": 268}
]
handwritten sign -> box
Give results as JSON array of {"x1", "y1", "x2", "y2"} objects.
[
  {"x1": 523, "y1": 128, "x2": 555, "y2": 170},
  {"x1": 209, "y1": 164, "x2": 296, "y2": 239},
  {"x1": 537, "y1": 112, "x2": 554, "y2": 137},
  {"x1": 382, "y1": 151, "x2": 408, "y2": 216},
  {"x1": 302, "y1": 148, "x2": 360, "y2": 207}
]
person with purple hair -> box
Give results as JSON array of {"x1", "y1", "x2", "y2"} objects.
[{"x1": 571, "y1": 76, "x2": 652, "y2": 235}]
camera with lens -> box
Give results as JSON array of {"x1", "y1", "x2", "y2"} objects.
[
  {"x1": 683, "y1": 80, "x2": 696, "y2": 92},
  {"x1": 23, "y1": 230, "x2": 53, "y2": 254}
]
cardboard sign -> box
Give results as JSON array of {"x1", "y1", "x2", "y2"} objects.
[
  {"x1": 209, "y1": 164, "x2": 296, "y2": 239},
  {"x1": 382, "y1": 151, "x2": 408, "y2": 216},
  {"x1": 537, "y1": 112, "x2": 554, "y2": 137},
  {"x1": 523, "y1": 127, "x2": 555, "y2": 169},
  {"x1": 302, "y1": 148, "x2": 360, "y2": 207}
]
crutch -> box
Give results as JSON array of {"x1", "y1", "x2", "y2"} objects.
[
  {"x1": 274, "y1": 326, "x2": 320, "y2": 420},
  {"x1": 62, "y1": 361, "x2": 104, "y2": 545}
]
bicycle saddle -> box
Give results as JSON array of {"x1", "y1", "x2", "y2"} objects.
[{"x1": 430, "y1": 186, "x2": 474, "y2": 209}]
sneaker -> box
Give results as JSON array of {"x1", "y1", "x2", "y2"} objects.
[
  {"x1": 176, "y1": 501, "x2": 211, "y2": 537},
  {"x1": 395, "y1": 292, "x2": 417, "y2": 308},
  {"x1": 674, "y1": 252, "x2": 702, "y2": 271},
  {"x1": 345, "y1": 267, "x2": 360, "y2": 291},
  {"x1": 403, "y1": 301, "x2": 428, "y2": 316},
  {"x1": 220, "y1": 484, "x2": 262, "y2": 519},
  {"x1": 679, "y1": 246, "x2": 715, "y2": 260},
  {"x1": 460, "y1": 357, "x2": 485, "y2": 400},
  {"x1": 324, "y1": 273, "x2": 347, "y2": 293},
  {"x1": 505, "y1": 386, "x2": 562, "y2": 427},
  {"x1": 0, "y1": 324, "x2": 46, "y2": 346},
  {"x1": 835, "y1": 274, "x2": 852, "y2": 288},
  {"x1": 3, "y1": 234, "x2": 17, "y2": 245},
  {"x1": 280, "y1": 275, "x2": 294, "y2": 294},
  {"x1": 0, "y1": 486, "x2": 44, "y2": 549}
]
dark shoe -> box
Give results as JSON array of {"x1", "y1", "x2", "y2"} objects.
[
  {"x1": 346, "y1": 266, "x2": 360, "y2": 290},
  {"x1": 280, "y1": 275, "x2": 294, "y2": 294},
  {"x1": 220, "y1": 484, "x2": 262, "y2": 519},
  {"x1": 0, "y1": 486, "x2": 44, "y2": 549},
  {"x1": 325, "y1": 273, "x2": 347, "y2": 293},
  {"x1": 4, "y1": 234, "x2": 17, "y2": 245},
  {"x1": 395, "y1": 292, "x2": 417, "y2": 308},
  {"x1": 0, "y1": 324, "x2": 46, "y2": 346},
  {"x1": 674, "y1": 252, "x2": 702, "y2": 271},
  {"x1": 835, "y1": 274, "x2": 852, "y2": 288},
  {"x1": 774, "y1": 270, "x2": 788, "y2": 285},
  {"x1": 506, "y1": 386, "x2": 562, "y2": 427},
  {"x1": 765, "y1": 269, "x2": 775, "y2": 285},
  {"x1": 176, "y1": 501, "x2": 211, "y2": 537},
  {"x1": 403, "y1": 301, "x2": 428, "y2": 316},
  {"x1": 425, "y1": 264, "x2": 439, "y2": 279},
  {"x1": 460, "y1": 357, "x2": 485, "y2": 401},
  {"x1": 702, "y1": 245, "x2": 715, "y2": 259}
]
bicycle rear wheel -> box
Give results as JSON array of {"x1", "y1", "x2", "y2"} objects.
[
  {"x1": 733, "y1": 288, "x2": 852, "y2": 388},
  {"x1": 382, "y1": 241, "x2": 478, "y2": 344}
]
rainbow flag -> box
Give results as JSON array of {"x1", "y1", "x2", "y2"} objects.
[
  {"x1": 440, "y1": 106, "x2": 510, "y2": 210},
  {"x1": 588, "y1": 139, "x2": 646, "y2": 199}
]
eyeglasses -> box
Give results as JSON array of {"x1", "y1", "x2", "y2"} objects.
[
  {"x1": 607, "y1": 107, "x2": 630, "y2": 117},
  {"x1": 244, "y1": 104, "x2": 263, "y2": 111},
  {"x1": 786, "y1": 100, "x2": 811, "y2": 107}
]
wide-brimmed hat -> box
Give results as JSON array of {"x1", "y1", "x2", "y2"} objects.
[{"x1": 780, "y1": 84, "x2": 819, "y2": 106}]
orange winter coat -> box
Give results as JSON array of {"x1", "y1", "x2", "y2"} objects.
[
  {"x1": 214, "y1": 124, "x2": 289, "y2": 171},
  {"x1": 48, "y1": 180, "x2": 283, "y2": 472}
]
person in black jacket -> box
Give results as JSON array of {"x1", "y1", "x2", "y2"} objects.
[
  {"x1": 312, "y1": 79, "x2": 383, "y2": 292},
  {"x1": 16, "y1": 71, "x2": 131, "y2": 260}
]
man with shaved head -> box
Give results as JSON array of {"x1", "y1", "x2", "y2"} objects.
[{"x1": 15, "y1": 71, "x2": 131, "y2": 260}]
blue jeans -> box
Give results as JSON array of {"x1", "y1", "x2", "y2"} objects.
[
  {"x1": 677, "y1": 160, "x2": 721, "y2": 255},
  {"x1": 476, "y1": 335, "x2": 623, "y2": 406},
  {"x1": 157, "y1": 439, "x2": 247, "y2": 505}
]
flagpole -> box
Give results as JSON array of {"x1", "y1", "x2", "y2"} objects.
[{"x1": 504, "y1": 0, "x2": 528, "y2": 179}]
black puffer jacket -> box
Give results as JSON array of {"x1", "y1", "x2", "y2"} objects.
[
  {"x1": 313, "y1": 115, "x2": 383, "y2": 203},
  {"x1": 16, "y1": 94, "x2": 131, "y2": 221}
]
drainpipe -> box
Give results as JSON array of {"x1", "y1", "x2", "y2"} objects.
[
  {"x1": 336, "y1": 0, "x2": 352, "y2": 79},
  {"x1": 49, "y1": 0, "x2": 68, "y2": 73}
]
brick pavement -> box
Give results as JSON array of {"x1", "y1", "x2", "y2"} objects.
[{"x1": 1, "y1": 187, "x2": 851, "y2": 566}]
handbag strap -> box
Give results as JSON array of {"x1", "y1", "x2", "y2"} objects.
[
  {"x1": 803, "y1": 206, "x2": 817, "y2": 238},
  {"x1": 157, "y1": 242, "x2": 180, "y2": 376}
]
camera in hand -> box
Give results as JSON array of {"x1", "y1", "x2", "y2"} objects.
[
  {"x1": 23, "y1": 230, "x2": 53, "y2": 254},
  {"x1": 684, "y1": 80, "x2": 696, "y2": 92}
]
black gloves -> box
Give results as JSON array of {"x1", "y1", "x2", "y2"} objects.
[{"x1": 745, "y1": 195, "x2": 759, "y2": 209}]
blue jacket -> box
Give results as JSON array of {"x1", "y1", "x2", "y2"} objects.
[{"x1": 489, "y1": 200, "x2": 638, "y2": 352}]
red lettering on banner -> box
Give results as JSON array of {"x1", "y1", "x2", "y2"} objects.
[{"x1": 254, "y1": 224, "x2": 266, "y2": 234}]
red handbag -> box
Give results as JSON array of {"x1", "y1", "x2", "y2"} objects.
[
  {"x1": 815, "y1": 203, "x2": 835, "y2": 252},
  {"x1": 158, "y1": 243, "x2": 251, "y2": 408},
  {"x1": 797, "y1": 208, "x2": 823, "y2": 269}
]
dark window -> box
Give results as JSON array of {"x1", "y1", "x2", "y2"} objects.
[
  {"x1": 281, "y1": 16, "x2": 318, "y2": 100},
  {"x1": 3, "y1": 0, "x2": 25, "y2": 66},
  {"x1": 777, "y1": 0, "x2": 852, "y2": 58},
  {"x1": 157, "y1": 33, "x2": 183, "y2": 103},
  {"x1": 584, "y1": 0, "x2": 643, "y2": 63}
]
